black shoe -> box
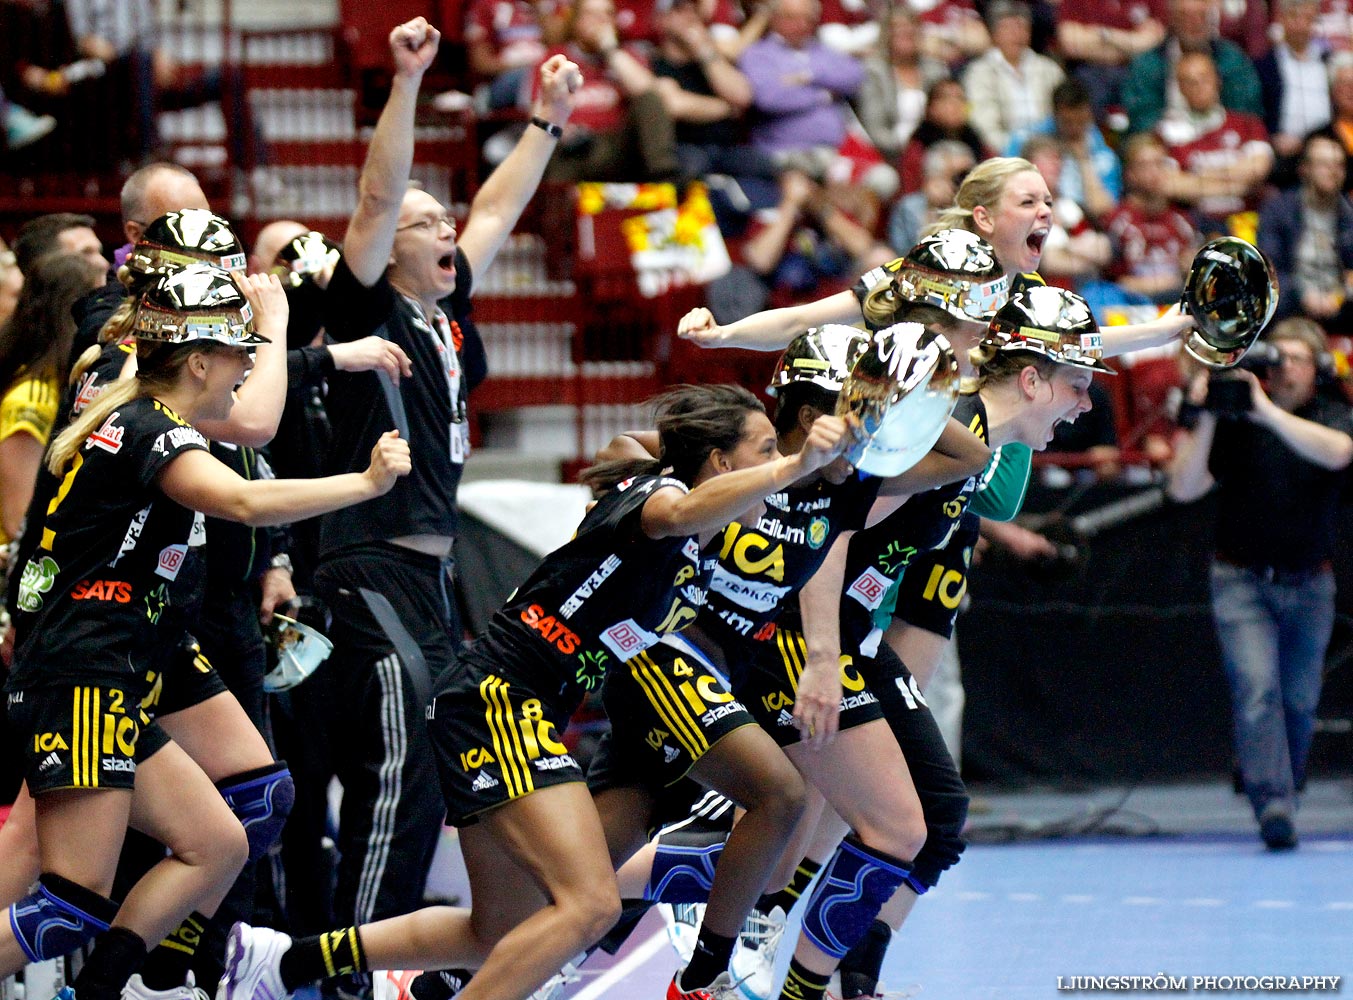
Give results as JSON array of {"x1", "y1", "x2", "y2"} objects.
[{"x1": 1259, "y1": 807, "x2": 1297, "y2": 851}]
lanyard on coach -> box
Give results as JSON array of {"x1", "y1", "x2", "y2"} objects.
[{"x1": 404, "y1": 295, "x2": 470, "y2": 465}]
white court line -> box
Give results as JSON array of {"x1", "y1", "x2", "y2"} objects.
[{"x1": 571, "y1": 930, "x2": 671, "y2": 1000}]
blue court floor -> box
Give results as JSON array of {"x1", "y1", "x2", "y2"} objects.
[{"x1": 552, "y1": 779, "x2": 1353, "y2": 999}]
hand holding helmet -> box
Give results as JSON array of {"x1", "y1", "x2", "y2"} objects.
[{"x1": 237, "y1": 273, "x2": 289, "y2": 343}]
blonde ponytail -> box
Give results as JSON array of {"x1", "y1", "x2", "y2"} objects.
[
  {"x1": 924, "y1": 206, "x2": 975, "y2": 238},
  {"x1": 68, "y1": 343, "x2": 103, "y2": 387},
  {"x1": 47, "y1": 340, "x2": 200, "y2": 475},
  {"x1": 98, "y1": 299, "x2": 137, "y2": 346},
  {"x1": 967, "y1": 339, "x2": 1001, "y2": 371},
  {"x1": 47, "y1": 377, "x2": 140, "y2": 475},
  {"x1": 860, "y1": 280, "x2": 903, "y2": 329}
]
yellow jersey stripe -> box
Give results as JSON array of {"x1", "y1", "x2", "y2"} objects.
[
  {"x1": 776, "y1": 630, "x2": 806, "y2": 694},
  {"x1": 486, "y1": 676, "x2": 528, "y2": 798},
  {"x1": 494, "y1": 677, "x2": 535, "y2": 797},
  {"x1": 90, "y1": 688, "x2": 101, "y2": 788},
  {"x1": 629, "y1": 654, "x2": 707, "y2": 758},
  {"x1": 483, "y1": 676, "x2": 534, "y2": 798},
  {"x1": 72, "y1": 688, "x2": 82, "y2": 787},
  {"x1": 480, "y1": 676, "x2": 522, "y2": 798},
  {"x1": 638, "y1": 652, "x2": 710, "y2": 753},
  {"x1": 628, "y1": 653, "x2": 705, "y2": 756}
]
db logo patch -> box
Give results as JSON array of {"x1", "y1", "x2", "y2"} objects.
[
  {"x1": 847, "y1": 567, "x2": 890, "y2": 611},
  {"x1": 599, "y1": 618, "x2": 659, "y2": 660},
  {"x1": 156, "y1": 545, "x2": 188, "y2": 581}
]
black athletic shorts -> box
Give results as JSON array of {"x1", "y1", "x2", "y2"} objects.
[
  {"x1": 736, "y1": 628, "x2": 884, "y2": 747},
  {"x1": 145, "y1": 632, "x2": 230, "y2": 717},
  {"x1": 891, "y1": 538, "x2": 974, "y2": 640},
  {"x1": 428, "y1": 648, "x2": 583, "y2": 826},
  {"x1": 588, "y1": 635, "x2": 755, "y2": 795},
  {"x1": 6, "y1": 681, "x2": 169, "y2": 794}
]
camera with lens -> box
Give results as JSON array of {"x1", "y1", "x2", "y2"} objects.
[{"x1": 1202, "y1": 342, "x2": 1283, "y2": 418}]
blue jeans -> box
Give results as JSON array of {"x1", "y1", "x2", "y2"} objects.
[{"x1": 1209, "y1": 561, "x2": 1336, "y2": 820}]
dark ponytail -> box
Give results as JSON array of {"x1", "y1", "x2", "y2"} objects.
[{"x1": 580, "y1": 384, "x2": 766, "y2": 492}]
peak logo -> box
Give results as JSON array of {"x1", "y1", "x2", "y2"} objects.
[{"x1": 87, "y1": 412, "x2": 125, "y2": 455}]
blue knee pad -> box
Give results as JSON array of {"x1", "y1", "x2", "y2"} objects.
[
  {"x1": 644, "y1": 827, "x2": 727, "y2": 903},
  {"x1": 8, "y1": 873, "x2": 118, "y2": 962},
  {"x1": 218, "y1": 762, "x2": 295, "y2": 861},
  {"x1": 801, "y1": 836, "x2": 911, "y2": 960}
]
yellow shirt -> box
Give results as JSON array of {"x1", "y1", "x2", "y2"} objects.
[{"x1": 0, "y1": 374, "x2": 59, "y2": 545}]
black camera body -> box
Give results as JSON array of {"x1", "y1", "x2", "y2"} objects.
[
  {"x1": 1202, "y1": 342, "x2": 1285, "y2": 417},
  {"x1": 1204, "y1": 375, "x2": 1253, "y2": 417}
]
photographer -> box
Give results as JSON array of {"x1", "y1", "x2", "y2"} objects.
[{"x1": 1167, "y1": 318, "x2": 1353, "y2": 850}]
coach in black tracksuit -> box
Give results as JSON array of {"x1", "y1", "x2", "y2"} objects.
[{"x1": 306, "y1": 17, "x2": 580, "y2": 948}]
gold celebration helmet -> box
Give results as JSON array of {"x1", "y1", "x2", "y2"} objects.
[
  {"x1": 134, "y1": 262, "x2": 268, "y2": 346},
  {"x1": 986, "y1": 285, "x2": 1115, "y2": 374},
  {"x1": 123, "y1": 209, "x2": 247, "y2": 290},
  {"x1": 838, "y1": 322, "x2": 961, "y2": 476},
  {"x1": 1181, "y1": 236, "x2": 1278, "y2": 369},
  {"x1": 271, "y1": 230, "x2": 342, "y2": 287},
  {"x1": 767, "y1": 324, "x2": 870, "y2": 396}
]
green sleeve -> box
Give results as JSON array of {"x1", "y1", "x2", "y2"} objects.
[{"x1": 967, "y1": 443, "x2": 1032, "y2": 521}]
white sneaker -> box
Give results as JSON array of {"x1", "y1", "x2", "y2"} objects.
[
  {"x1": 371, "y1": 970, "x2": 421, "y2": 1000},
  {"x1": 658, "y1": 903, "x2": 704, "y2": 965},
  {"x1": 122, "y1": 974, "x2": 209, "y2": 1000},
  {"x1": 528, "y1": 959, "x2": 582, "y2": 1000},
  {"x1": 728, "y1": 906, "x2": 785, "y2": 1000},
  {"x1": 216, "y1": 923, "x2": 292, "y2": 1000}
]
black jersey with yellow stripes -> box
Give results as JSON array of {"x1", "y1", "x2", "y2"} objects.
[
  {"x1": 697, "y1": 472, "x2": 881, "y2": 653},
  {"x1": 466, "y1": 473, "x2": 717, "y2": 699},
  {"x1": 837, "y1": 393, "x2": 988, "y2": 655},
  {"x1": 1009, "y1": 271, "x2": 1045, "y2": 294},
  {"x1": 7, "y1": 397, "x2": 209, "y2": 692},
  {"x1": 8, "y1": 341, "x2": 132, "y2": 619}
]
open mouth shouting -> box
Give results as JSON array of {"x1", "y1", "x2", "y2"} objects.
[{"x1": 1026, "y1": 227, "x2": 1049, "y2": 262}]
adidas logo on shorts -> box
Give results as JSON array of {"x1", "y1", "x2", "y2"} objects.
[
  {"x1": 38, "y1": 751, "x2": 61, "y2": 772},
  {"x1": 471, "y1": 771, "x2": 499, "y2": 792},
  {"x1": 777, "y1": 709, "x2": 796, "y2": 727},
  {"x1": 663, "y1": 745, "x2": 680, "y2": 763}
]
